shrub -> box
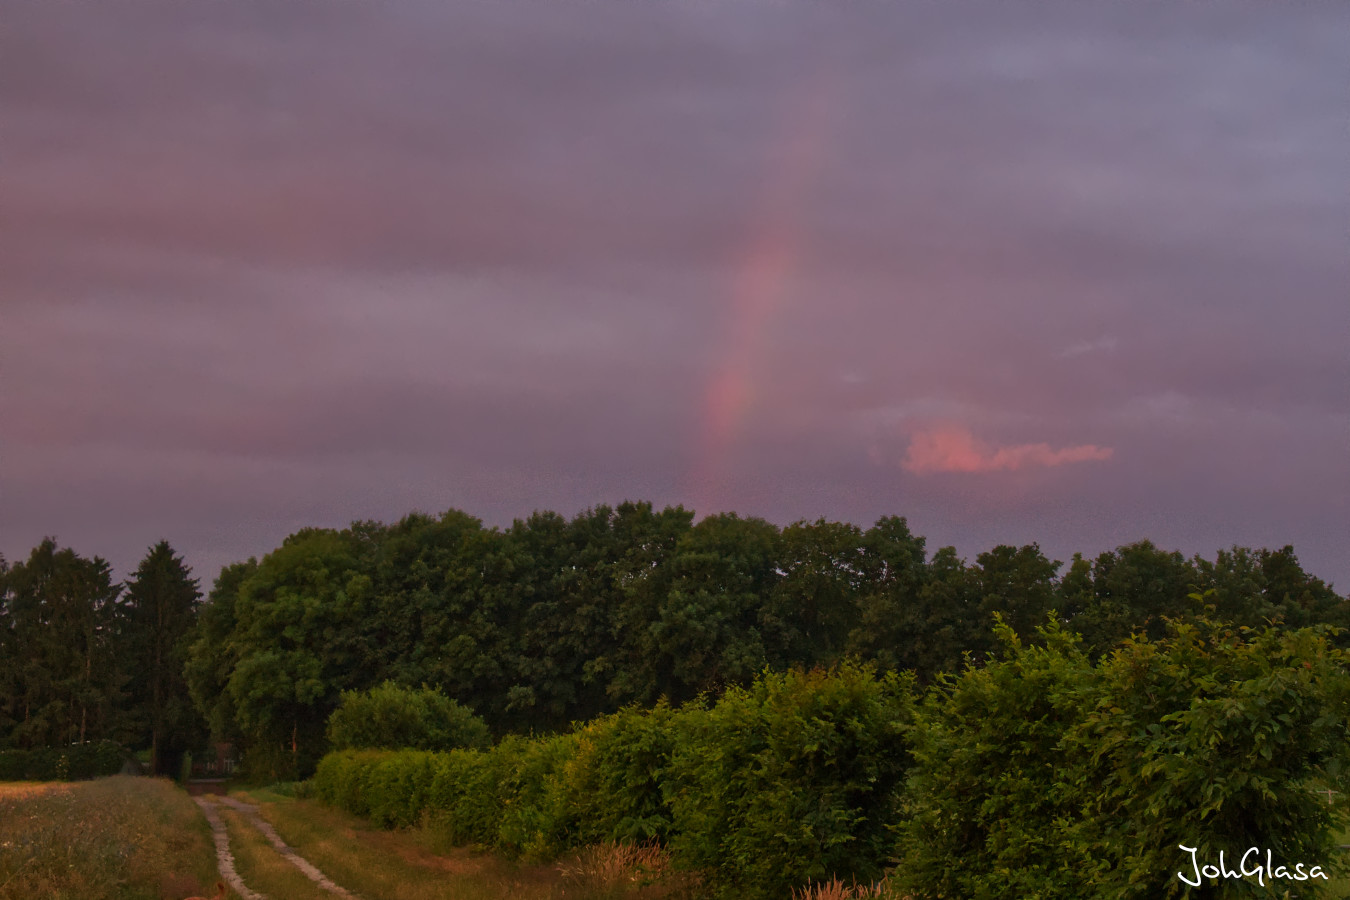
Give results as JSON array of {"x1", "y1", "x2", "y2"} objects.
[
  {"x1": 366, "y1": 750, "x2": 439, "y2": 828},
  {"x1": 0, "y1": 741, "x2": 127, "y2": 781},
  {"x1": 326, "y1": 681, "x2": 491, "y2": 752},
  {"x1": 426, "y1": 747, "x2": 498, "y2": 845},
  {"x1": 497, "y1": 732, "x2": 581, "y2": 857},
  {"x1": 895, "y1": 620, "x2": 1101, "y2": 899},
  {"x1": 557, "y1": 701, "x2": 683, "y2": 846},
  {"x1": 313, "y1": 749, "x2": 391, "y2": 818},
  {"x1": 665, "y1": 663, "x2": 916, "y2": 900},
  {"x1": 314, "y1": 664, "x2": 915, "y2": 897},
  {"x1": 895, "y1": 617, "x2": 1350, "y2": 900},
  {"x1": 1068, "y1": 619, "x2": 1350, "y2": 898}
]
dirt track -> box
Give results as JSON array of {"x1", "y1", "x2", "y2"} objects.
[{"x1": 194, "y1": 795, "x2": 361, "y2": 899}]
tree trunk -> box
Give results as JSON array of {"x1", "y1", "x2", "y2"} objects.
[{"x1": 153, "y1": 595, "x2": 164, "y2": 775}]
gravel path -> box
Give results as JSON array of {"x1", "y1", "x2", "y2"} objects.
[{"x1": 195, "y1": 795, "x2": 362, "y2": 899}]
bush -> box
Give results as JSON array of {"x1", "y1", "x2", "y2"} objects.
[
  {"x1": 326, "y1": 681, "x2": 491, "y2": 752},
  {"x1": 314, "y1": 664, "x2": 916, "y2": 896},
  {"x1": 426, "y1": 747, "x2": 499, "y2": 845},
  {"x1": 427, "y1": 735, "x2": 580, "y2": 856},
  {"x1": 1070, "y1": 620, "x2": 1350, "y2": 898},
  {"x1": 895, "y1": 620, "x2": 1101, "y2": 899},
  {"x1": 558, "y1": 701, "x2": 683, "y2": 845},
  {"x1": 0, "y1": 741, "x2": 127, "y2": 781},
  {"x1": 313, "y1": 749, "x2": 390, "y2": 818},
  {"x1": 366, "y1": 750, "x2": 439, "y2": 828},
  {"x1": 495, "y1": 732, "x2": 579, "y2": 857},
  {"x1": 664, "y1": 663, "x2": 916, "y2": 899},
  {"x1": 895, "y1": 617, "x2": 1350, "y2": 900}
]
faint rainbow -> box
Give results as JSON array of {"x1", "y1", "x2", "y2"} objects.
[{"x1": 687, "y1": 62, "x2": 841, "y2": 517}]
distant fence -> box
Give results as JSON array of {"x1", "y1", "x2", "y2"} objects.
[{"x1": 190, "y1": 757, "x2": 236, "y2": 778}]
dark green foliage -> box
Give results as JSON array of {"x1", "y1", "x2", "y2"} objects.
[
  {"x1": 664, "y1": 663, "x2": 916, "y2": 899},
  {"x1": 643, "y1": 512, "x2": 780, "y2": 705},
  {"x1": 226, "y1": 527, "x2": 372, "y2": 775},
  {"x1": 896, "y1": 620, "x2": 1101, "y2": 899},
  {"x1": 184, "y1": 559, "x2": 256, "y2": 745},
  {"x1": 121, "y1": 541, "x2": 205, "y2": 775},
  {"x1": 314, "y1": 664, "x2": 915, "y2": 896},
  {"x1": 0, "y1": 740, "x2": 127, "y2": 781},
  {"x1": 895, "y1": 616, "x2": 1350, "y2": 900},
  {"x1": 973, "y1": 543, "x2": 1060, "y2": 645},
  {"x1": 326, "y1": 681, "x2": 490, "y2": 752},
  {"x1": 560, "y1": 701, "x2": 683, "y2": 844},
  {"x1": 174, "y1": 503, "x2": 1348, "y2": 783},
  {"x1": 0, "y1": 540, "x2": 127, "y2": 749},
  {"x1": 1069, "y1": 540, "x2": 1199, "y2": 653},
  {"x1": 763, "y1": 519, "x2": 866, "y2": 669},
  {"x1": 1065, "y1": 619, "x2": 1350, "y2": 898}
]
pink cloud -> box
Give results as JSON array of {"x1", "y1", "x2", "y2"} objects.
[{"x1": 901, "y1": 425, "x2": 1113, "y2": 475}]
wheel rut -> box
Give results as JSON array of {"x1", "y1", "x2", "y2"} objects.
[{"x1": 194, "y1": 795, "x2": 362, "y2": 899}]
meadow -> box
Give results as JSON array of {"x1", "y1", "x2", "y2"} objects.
[
  {"x1": 0, "y1": 777, "x2": 220, "y2": 900},
  {"x1": 0, "y1": 777, "x2": 719, "y2": 900}
]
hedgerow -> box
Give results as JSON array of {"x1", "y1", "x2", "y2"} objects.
[
  {"x1": 664, "y1": 664, "x2": 915, "y2": 898},
  {"x1": 0, "y1": 740, "x2": 127, "y2": 781},
  {"x1": 315, "y1": 663, "x2": 911, "y2": 898},
  {"x1": 313, "y1": 622, "x2": 1350, "y2": 900},
  {"x1": 894, "y1": 617, "x2": 1350, "y2": 900}
]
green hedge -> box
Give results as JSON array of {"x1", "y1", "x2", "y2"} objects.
[
  {"x1": 557, "y1": 700, "x2": 683, "y2": 845},
  {"x1": 314, "y1": 625, "x2": 1350, "y2": 900},
  {"x1": 0, "y1": 740, "x2": 127, "y2": 781},
  {"x1": 315, "y1": 663, "x2": 912, "y2": 898},
  {"x1": 895, "y1": 619, "x2": 1350, "y2": 900},
  {"x1": 664, "y1": 665, "x2": 915, "y2": 898}
]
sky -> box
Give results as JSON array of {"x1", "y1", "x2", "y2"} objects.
[{"x1": 3, "y1": 0, "x2": 1347, "y2": 592}]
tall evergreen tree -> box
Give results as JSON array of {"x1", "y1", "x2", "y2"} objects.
[
  {"x1": 0, "y1": 539, "x2": 124, "y2": 748},
  {"x1": 123, "y1": 541, "x2": 204, "y2": 774}
]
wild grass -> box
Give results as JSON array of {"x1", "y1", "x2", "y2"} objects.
[
  {"x1": 789, "y1": 876, "x2": 898, "y2": 899},
  {"x1": 555, "y1": 841, "x2": 703, "y2": 899},
  {"x1": 0, "y1": 776, "x2": 222, "y2": 900},
  {"x1": 217, "y1": 806, "x2": 328, "y2": 900},
  {"x1": 238, "y1": 786, "x2": 707, "y2": 900}
]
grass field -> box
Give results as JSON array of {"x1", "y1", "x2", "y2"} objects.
[{"x1": 0, "y1": 777, "x2": 223, "y2": 900}]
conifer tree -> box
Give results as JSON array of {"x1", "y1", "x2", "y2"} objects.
[{"x1": 124, "y1": 541, "x2": 203, "y2": 774}]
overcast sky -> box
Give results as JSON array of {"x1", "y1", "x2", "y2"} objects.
[{"x1": 4, "y1": 0, "x2": 1347, "y2": 591}]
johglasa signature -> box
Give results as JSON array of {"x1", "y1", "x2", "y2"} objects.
[{"x1": 1178, "y1": 845, "x2": 1328, "y2": 887}]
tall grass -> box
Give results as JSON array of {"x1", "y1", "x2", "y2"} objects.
[
  {"x1": 239, "y1": 786, "x2": 703, "y2": 900},
  {"x1": 0, "y1": 776, "x2": 221, "y2": 900}
]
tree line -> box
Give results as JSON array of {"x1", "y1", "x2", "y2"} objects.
[
  {"x1": 0, "y1": 539, "x2": 203, "y2": 775},
  {"x1": 2, "y1": 501, "x2": 1345, "y2": 778}
]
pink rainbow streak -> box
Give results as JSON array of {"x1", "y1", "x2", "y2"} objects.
[{"x1": 687, "y1": 65, "x2": 840, "y2": 517}]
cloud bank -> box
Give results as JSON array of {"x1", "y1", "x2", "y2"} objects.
[{"x1": 901, "y1": 425, "x2": 1114, "y2": 475}]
